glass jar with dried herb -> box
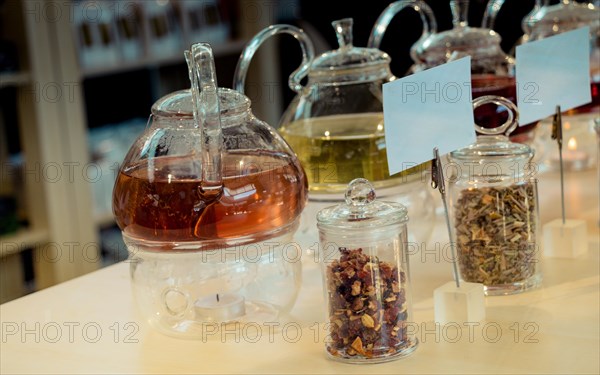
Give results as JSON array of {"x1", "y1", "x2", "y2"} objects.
[
  {"x1": 448, "y1": 95, "x2": 541, "y2": 296},
  {"x1": 316, "y1": 178, "x2": 417, "y2": 363}
]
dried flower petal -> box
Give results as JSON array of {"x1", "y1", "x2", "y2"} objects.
[
  {"x1": 350, "y1": 336, "x2": 365, "y2": 355},
  {"x1": 325, "y1": 248, "x2": 409, "y2": 360},
  {"x1": 361, "y1": 314, "x2": 375, "y2": 328}
]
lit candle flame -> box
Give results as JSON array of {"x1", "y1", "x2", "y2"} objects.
[{"x1": 567, "y1": 137, "x2": 577, "y2": 151}]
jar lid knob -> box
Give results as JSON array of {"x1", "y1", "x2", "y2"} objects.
[
  {"x1": 472, "y1": 95, "x2": 519, "y2": 136},
  {"x1": 345, "y1": 178, "x2": 376, "y2": 207}
]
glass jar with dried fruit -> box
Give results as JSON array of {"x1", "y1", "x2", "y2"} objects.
[
  {"x1": 447, "y1": 95, "x2": 541, "y2": 296},
  {"x1": 316, "y1": 178, "x2": 417, "y2": 363}
]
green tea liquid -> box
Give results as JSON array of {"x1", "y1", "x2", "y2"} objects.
[{"x1": 280, "y1": 113, "x2": 421, "y2": 194}]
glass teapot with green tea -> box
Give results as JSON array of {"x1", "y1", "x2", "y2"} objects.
[
  {"x1": 234, "y1": 12, "x2": 436, "y2": 244},
  {"x1": 234, "y1": 12, "x2": 433, "y2": 197}
]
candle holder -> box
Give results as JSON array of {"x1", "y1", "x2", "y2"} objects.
[
  {"x1": 195, "y1": 294, "x2": 246, "y2": 322},
  {"x1": 535, "y1": 111, "x2": 599, "y2": 172}
]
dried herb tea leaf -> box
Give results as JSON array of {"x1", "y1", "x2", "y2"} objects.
[{"x1": 454, "y1": 182, "x2": 537, "y2": 286}]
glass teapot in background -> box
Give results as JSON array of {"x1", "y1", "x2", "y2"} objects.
[
  {"x1": 372, "y1": 0, "x2": 541, "y2": 143},
  {"x1": 484, "y1": 0, "x2": 600, "y2": 170},
  {"x1": 525, "y1": 0, "x2": 598, "y2": 113},
  {"x1": 234, "y1": 14, "x2": 436, "y2": 244},
  {"x1": 234, "y1": 7, "x2": 433, "y2": 195},
  {"x1": 234, "y1": 12, "x2": 433, "y2": 193},
  {"x1": 485, "y1": 0, "x2": 599, "y2": 45},
  {"x1": 484, "y1": 0, "x2": 598, "y2": 111},
  {"x1": 112, "y1": 43, "x2": 308, "y2": 338},
  {"x1": 400, "y1": 0, "x2": 514, "y2": 75}
]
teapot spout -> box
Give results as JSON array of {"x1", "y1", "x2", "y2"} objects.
[{"x1": 185, "y1": 43, "x2": 223, "y2": 192}]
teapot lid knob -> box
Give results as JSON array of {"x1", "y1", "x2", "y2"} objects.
[
  {"x1": 332, "y1": 18, "x2": 354, "y2": 48},
  {"x1": 451, "y1": 0, "x2": 470, "y2": 28}
]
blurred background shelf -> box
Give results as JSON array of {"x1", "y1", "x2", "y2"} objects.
[
  {"x1": 0, "y1": 227, "x2": 48, "y2": 303},
  {"x1": 94, "y1": 211, "x2": 116, "y2": 228},
  {"x1": 0, "y1": 71, "x2": 30, "y2": 88},
  {"x1": 0, "y1": 228, "x2": 48, "y2": 258},
  {"x1": 81, "y1": 39, "x2": 248, "y2": 79},
  {"x1": 1, "y1": 0, "x2": 100, "y2": 300},
  {"x1": 0, "y1": 0, "x2": 281, "y2": 303}
]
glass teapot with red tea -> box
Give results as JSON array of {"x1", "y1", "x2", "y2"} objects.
[
  {"x1": 370, "y1": 0, "x2": 537, "y2": 142},
  {"x1": 369, "y1": 0, "x2": 512, "y2": 75},
  {"x1": 112, "y1": 43, "x2": 308, "y2": 338},
  {"x1": 524, "y1": 0, "x2": 598, "y2": 113}
]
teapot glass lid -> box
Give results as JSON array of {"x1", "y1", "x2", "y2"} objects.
[
  {"x1": 151, "y1": 89, "x2": 250, "y2": 121},
  {"x1": 309, "y1": 18, "x2": 392, "y2": 83},
  {"x1": 413, "y1": 0, "x2": 504, "y2": 61}
]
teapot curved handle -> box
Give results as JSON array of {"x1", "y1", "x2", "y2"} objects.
[
  {"x1": 367, "y1": 0, "x2": 437, "y2": 49},
  {"x1": 521, "y1": 0, "x2": 546, "y2": 36},
  {"x1": 481, "y1": 0, "x2": 506, "y2": 29},
  {"x1": 233, "y1": 24, "x2": 315, "y2": 95},
  {"x1": 185, "y1": 43, "x2": 223, "y2": 190}
]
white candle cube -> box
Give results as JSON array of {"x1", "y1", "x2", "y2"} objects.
[
  {"x1": 434, "y1": 281, "x2": 485, "y2": 324},
  {"x1": 543, "y1": 219, "x2": 588, "y2": 258}
]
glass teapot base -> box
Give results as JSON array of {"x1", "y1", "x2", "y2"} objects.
[
  {"x1": 125, "y1": 227, "x2": 302, "y2": 339},
  {"x1": 145, "y1": 300, "x2": 280, "y2": 340}
]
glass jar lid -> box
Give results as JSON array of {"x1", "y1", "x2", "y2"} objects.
[
  {"x1": 450, "y1": 134, "x2": 532, "y2": 160},
  {"x1": 450, "y1": 95, "x2": 533, "y2": 161},
  {"x1": 317, "y1": 178, "x2": 408, "y2": 230},
  {"x1": 309, "y1": 18, "x2": 392, "y2": 83}
]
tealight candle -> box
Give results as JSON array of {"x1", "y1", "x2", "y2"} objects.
[
  {"x1": 549, "y1": 136, "x2": 591, "y2": 171},
  {"x1": 195, "y1": 293, "x2": 246, "y2": 322}
]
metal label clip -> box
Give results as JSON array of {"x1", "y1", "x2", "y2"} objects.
[{"x1": 431, "y1": 147, "x2": 445, "y2": 195}]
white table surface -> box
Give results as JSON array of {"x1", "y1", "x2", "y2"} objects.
[{"x1": 1, "y1": 167, "x2": 598, "y2": 374}]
